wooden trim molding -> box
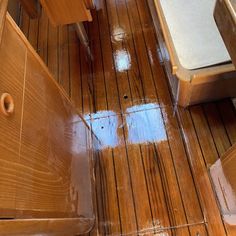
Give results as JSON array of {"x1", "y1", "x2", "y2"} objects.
[
  {"x1": 39, "y1": 0, "x2": 92, "y2": 26},
  {"x1": 0, "y1": 218, "x2": 94, "y2": 235},
  {"x1": 0, "y1": 0, "x2": 8, "y2": 45},
  {"x1": 84, "y1": 0, "x2": 95, "y2": 9},
  {"x1": 214, "y1": 0, "x2": 236, "y2": 67}
]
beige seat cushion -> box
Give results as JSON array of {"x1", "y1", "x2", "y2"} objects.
[{"x1": 160, "y1": 0, "x2": 231, "y2": 70}]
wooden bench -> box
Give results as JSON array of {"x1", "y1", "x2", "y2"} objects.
[{"x1": 148, "y1": 0, "x2": 236, "y2": 107}]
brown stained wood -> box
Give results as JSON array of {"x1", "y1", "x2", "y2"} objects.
[
  {"x1": 69, "y1": 25, "x2": 82, "y2": 111},
  {"x1": 95, "y1": 1, "x2": 120, "y2": 113},
  {"x1": 58, "y1": 25, "x2": 70, "y2": 95},
  {"x1": 139, "y1": 144, "x2": 171, "y2": 233},
  {"x1": 28, "y1": 17, "x2": 39, "y2": 51},
  {"x1": 0, "y1": 0, "x2": 8, "y2": 45},
  {"x1": 0, "y1": 0, "x2": 8, "y2": 43},
  {"x1": 190, "y1": 105, "x2": 219, "y2": 165},
  {"x1": 38, "y1": 9, "x2": 48, "y2": 63},
  {"x1": 105, "y1": 4, "x2": 155, "y2": 231},
  {"x1": 47, "y1": 22, "x2": 59, "y2": 81},
  {"x1": 95, "y1": 1, "x2": 138, "y2": 234},
  {"x1": 80, "y1": 44, "x2": 93, "y2": 115},
  {"x1": 14, "y1": 14, "x2": 95, "y2": 218},
  {"x1": 125, "y1": 0, "x2": 157, "y2": 103},
  {"x1": 18, "y1": 0, "x2": 38, "y2": 18},
  {"x1": 19, "y1": 8, "x2": 29, "y2": 38},
  {"x1": 89, "y1": 152, "x2": 105, "y2": 236},
  {"x1": 106, "y1": 0, "x2": 133, "y2": 112},
  {"x1": 97, "y1": 149, "x2": 121, "y2": 235},
  {"x1": 136, "y1": 2, "x2": 207, "y2": 235},
  {"x1": 88, "y1": 11, "x2": 122, "y2": 235},
  {"x1": 0, "y1": 218, "x2": 94, "y2": 236},
  {"x1": 0, "y1": 14, "x2": 95, "y2": 234},
  {"x1": 218, "y1": 99, "x2": 236, "y2": 145},
  {"x1": 16, "y1": 0, "x2": 236, "y2": 235},
  {"x1": 84, "y1": 0, "x2": 95, "y2": 9},
  {"x1": 203, "y1": 103, "x2": 231, "y2": 156},
  {"x1": 214, "y1": 0, "x2": 236, "y2": 67},
  {"x1": 39, "y1": 0, "x2": 92, "y2": 26},
  {"x1": 18, "y1": 51, "x2": 76, "y2": 216},
  {"x1": 0, "y1": 13, "x2": 26, "y2": 216},
  {"x1": 177, "y1": 107, "x2": 227, "y2": 235},
  {"x1": 111, "y1": 131, "x2": 138, "y2": 234},
  {"x1": 96, "y1": 19, "x2": 138, "y2": 236},
  {"x1": 113, "y1": 0, "x2": 145, "y2": 106},
  {"x1": 88, "y1": 10, "x2": 107, "y2": 113}
]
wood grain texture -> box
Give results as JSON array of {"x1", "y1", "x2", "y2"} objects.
[
  {"x1": 0, "y1": 15, "x2": 26, "y2": 216},
  {"x1": 0, "y1": 218, "x2": 94, "y2": 235},
  {"x1": 214, "y1": 0, "x2": 236, "y2": 67},
  {"x1": 18, "y1": 0, "x2": 236, "y2": 235},
  {"x1": 40, "y1": 0, "x2": 92, "y2": 26},
  {"x1": 0, "y1": 0, "x2": 8, "y2": 45},
  {"x1": 0, "y1": 13, "x2": 95, "y2": 235},
  {"x1": 19, "y1": 0, "x2": 38, "y2": 18},
  {"x1": 84, "y1": 0, "x2": 95, "y2": 9}
]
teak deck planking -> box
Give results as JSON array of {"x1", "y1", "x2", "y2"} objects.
[{"x1": 17, "y1": 0, "x2": 236, "y2": 235}]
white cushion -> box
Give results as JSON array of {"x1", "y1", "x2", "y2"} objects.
[{"x1": 160, "y1": 0, "x2": 231, "y2": 70}]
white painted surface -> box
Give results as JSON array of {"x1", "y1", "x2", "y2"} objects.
[{"x1": 160, "y1": 0, "x2": 231, "y2": 70}]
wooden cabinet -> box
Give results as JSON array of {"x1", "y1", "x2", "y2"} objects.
[
  {"x1": 0, "y1": 13, "x2": 94, "y2": 235},
  {"x1": 40, "y1": 0, "x2": 92, "y2": 26},
  {"x1": 0, "y1": 16, "x2": 26, "y2": 217},
  {"x1": 16, "y1": 50, "x2": 94, "y2": 219}
]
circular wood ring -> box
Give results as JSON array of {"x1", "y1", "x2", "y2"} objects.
[{"x1": 0, "y1": 93, "x2": 14, "y2": 116}]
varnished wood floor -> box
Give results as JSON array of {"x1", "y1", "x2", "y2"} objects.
[{"x1": 17, "y1": 0, "x2": 236, "y2": 235}]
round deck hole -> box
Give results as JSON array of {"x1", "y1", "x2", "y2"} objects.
[
  {"x1": 1, "y1": 93, "x2": 14, "y2": 116},
  {"x1": 123, "y1": 95, "x2": 128, "y2": 99}
]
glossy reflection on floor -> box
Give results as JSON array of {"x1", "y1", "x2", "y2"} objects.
[
  {"x1": 19, "y1": 0, "x2": 236, "y2": 233},
  {"x1": 86, "y1": 103, "x2": 167, "y2": 150}
]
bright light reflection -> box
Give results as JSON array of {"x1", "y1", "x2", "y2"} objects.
[
  {"x1": 85, "y1": 103, "x2": 167, "y2": 150},
  {"x1": 126, "y1": 104, "x2": 167, "y2": 144},
  {"x1": 114, "y1": 49, "x2": 131, "y2": 72},
  {"x1": 89, "y1": 110, "x2": 119, "y2": 149}
]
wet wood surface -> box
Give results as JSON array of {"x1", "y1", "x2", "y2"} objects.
[{"x1": 18, "y1": 0, "x2": 236, "y2": 235}]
